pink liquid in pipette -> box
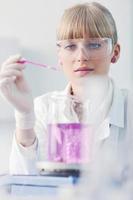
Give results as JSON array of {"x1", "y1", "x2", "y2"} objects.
[{"x1": 17, "y1": 59, "x2": 57, "y2": 70}]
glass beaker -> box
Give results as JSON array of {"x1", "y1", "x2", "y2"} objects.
[{"x1": 46, "y1": 94, "x2": 94, "y2": 164}]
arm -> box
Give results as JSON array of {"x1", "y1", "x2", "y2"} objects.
[
  {"x1": 0, "y1": 55, "x2": 38, "y2": 174},
  {"x1": 16, "y1": 129, "x2": 36, "y2": 147},
  {"x1": 9, "y1": 97, "x2": 49, "y2": 175}
]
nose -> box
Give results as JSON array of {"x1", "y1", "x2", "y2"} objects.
[{"x1": 76, "y1": 47, "x2": 89, "y2": 62}]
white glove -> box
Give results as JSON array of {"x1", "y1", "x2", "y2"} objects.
[{"x1": 0, "y1": 54, "x2": 35, "y2": 129}]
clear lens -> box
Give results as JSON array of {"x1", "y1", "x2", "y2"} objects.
[{"x1": 56, "y1": 38, "x2": 112, "y2": 60}]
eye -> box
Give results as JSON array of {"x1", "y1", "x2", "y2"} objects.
[
  {"x1": 64, "y1": 44, "x2": 76, "y2": 50},
  {"x1": 86, "y1": 42, "x2": 102, "y2": 49},
  {"x1": 56, "y1": 43, "x2": 61, "y2": 48}
]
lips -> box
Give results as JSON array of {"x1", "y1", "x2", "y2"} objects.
[{"x1": 74, "y1": 67, "x2": 94, "y2": 72}]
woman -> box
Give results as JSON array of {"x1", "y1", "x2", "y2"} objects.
[{"x1": 0, "y1": 2, "x2": 132, "y2": 175}]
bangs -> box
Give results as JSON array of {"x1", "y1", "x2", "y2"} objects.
[{"x1": 56, "y1": 4, "x2": 114, "y2": 42}]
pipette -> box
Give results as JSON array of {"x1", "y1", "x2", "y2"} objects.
[{"x1": 17, "y1": 59, "x2": 57, "y2": 70}]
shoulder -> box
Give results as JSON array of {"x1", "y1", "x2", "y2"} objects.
[
  {"x1": 118, "y1": 88, "x2": 133, "y2": 108},
  {"x1": 112, "y1": 86, "x2": 132, "y2": 115},
  {"x1": 118, "y1": 89, "x2": 133, "y2": 119},
  {"x1": 116, "y1": 87, "x2": 133, "y2": 102},
  {"x1": 120, "y1": 88, "x2": 133, "y2": 103},
  {"x1": 125, "y1": 90, "x2": 133, "y2": 109}
]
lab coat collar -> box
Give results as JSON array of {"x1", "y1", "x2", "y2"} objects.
[
  {"x1": 63, "y1": 82, "x2": 125, "y2": 128},
  {"x1": 63, "y1": 83, "x2": 73, "y2": 96},
  {"x1": 109, "y1": 85, "x2": 125, "y2": 128}
]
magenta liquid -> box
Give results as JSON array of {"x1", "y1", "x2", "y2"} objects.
[{"x1": 47, "y1": 123, "x2": 93, "y2": 164}]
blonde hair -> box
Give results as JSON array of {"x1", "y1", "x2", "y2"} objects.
[{"x1": 56, "y1": 2, "x2": 118, "y2": 46}]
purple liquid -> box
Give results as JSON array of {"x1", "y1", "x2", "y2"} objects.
[{"x1": 47, "y1": 123, "x2": 93, "y2": 164}]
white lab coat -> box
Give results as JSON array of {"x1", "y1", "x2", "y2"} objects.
[{"x1": 9, "y1": 82, "x2": 133, "y2": 175}]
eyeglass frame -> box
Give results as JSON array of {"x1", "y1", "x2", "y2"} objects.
[{"x1": 56, "y1": 37, "x2": 113, "y2": 60}]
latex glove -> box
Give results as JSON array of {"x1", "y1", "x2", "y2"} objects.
[{"x1": 0, "y1": 54, "x2": 35, "y2": 129}]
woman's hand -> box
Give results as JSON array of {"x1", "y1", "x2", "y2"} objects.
[{"x1": 0, "y1": 54, "x2": 33, "y2": 114}]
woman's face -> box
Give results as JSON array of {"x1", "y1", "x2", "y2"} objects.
[{"x1": 57, "y1": 38, "x2": 120, "y2": 82}]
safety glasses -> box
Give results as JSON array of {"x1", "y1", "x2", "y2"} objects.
[{"x1": 56, "y1": 38, "x2": 112, "y2": 60}]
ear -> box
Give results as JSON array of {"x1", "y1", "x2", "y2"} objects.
[{"x1": 111, "y1": 44, "x2": 120, "y2": 63}]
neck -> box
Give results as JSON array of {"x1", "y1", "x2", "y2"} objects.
[{"x1": 71, "y1": 75, "x2": 110, "y2": 103}]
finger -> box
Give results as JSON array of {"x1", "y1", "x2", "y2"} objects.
[
  {"x1": 0, "y1": 77, "x2": 14, "y2": 90},
  {"x1": 0, "y1": 69, "x2": 22, "y2": 79},
  {"x1": 2, "y1": 54, "x2": 22, "y2": 66},
  {"x1": 0, "y1": 77, "x2": 16, "y2": 100},
  {"x1": 1, "y1": 63, "x2": 25, "y2": 72}
]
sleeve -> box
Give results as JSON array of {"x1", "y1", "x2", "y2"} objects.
[
  {"x1": 9, "y1": 133, "x2": 39, "y2": 175},
  {"x1": 9, "y1": 95, "x2": 49, "y2": 175},
  {"x1": 121, "y1": 90, "x2": 133, "y2": 175},
  {"x1": 126, "y1": 90, "x2": 133, "y2": 141}
]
